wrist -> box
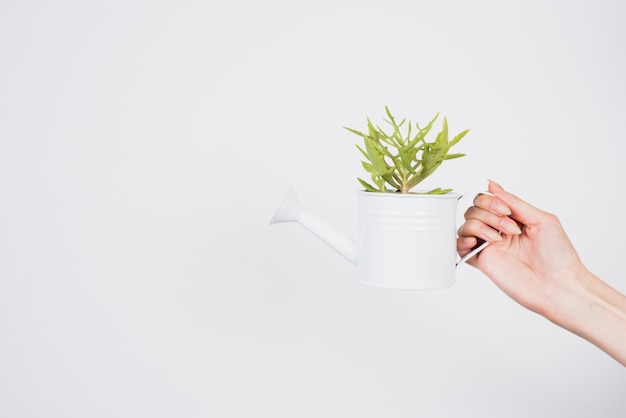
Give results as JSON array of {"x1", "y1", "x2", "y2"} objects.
[
  {"x1": 550, "y1": 267, "x2": 626, "y2": 366},
  {"x1": 546, "y1": 265, "x2": 595, "y2": 326}
]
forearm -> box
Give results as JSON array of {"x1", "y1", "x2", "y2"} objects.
[{"x1": 550, "y1": 268, "x2": 626, "y2": 366}]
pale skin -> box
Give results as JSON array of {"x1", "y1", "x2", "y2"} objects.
[{"x1": 457, "y1": 180, "x2": 626, "y2": 366}]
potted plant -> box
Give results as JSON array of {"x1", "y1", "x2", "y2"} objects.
[
  {"x1": 271, "y1": 107, "x2": 474, "y2": 290},
  {"x1": 344, "y1": 106, "x2": 469, "y2": 194}
]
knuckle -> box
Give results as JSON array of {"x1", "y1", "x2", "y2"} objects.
[{"x1": 544, "y1": 212, "x2": 560, "y2": 224}]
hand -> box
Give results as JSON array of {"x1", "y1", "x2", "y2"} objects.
[
  {"x1": 457, "y1": 180, "x2": 585, "y2": 319},
  {"x1": 458, "y1": 180, "x2": 626, "y2": 366}
]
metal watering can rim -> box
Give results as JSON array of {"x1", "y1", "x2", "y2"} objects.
[{"x1": 356, "y1": 190, "x2": 462, "y2": 199}]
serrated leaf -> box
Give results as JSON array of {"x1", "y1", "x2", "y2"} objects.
[
  {"x1": 419, "y1": 112, "x2": 439, "y2": 138},
  {"x1": 421, "y1": 144, "x2": 435, "y2": 167},
  {"x1": 361, "y1": 161, "x2": 375, "y2": 173},
  {"x1": 382, "y1": 172, "x2": 401, "y2": 190},
  {"x1": 397, "y1": 147, "x2": 412, "y2": 171},
  {"x1": 373, "y1": 174, "x2": 386, "y2": 191},
  {"x1": 450, "y1": 129, "x2": 469, "y2": 146},
  {"x1": 366, "y1": 118, "x2": 379, "y2": 138},
  {"x1": 437, "y1": 117, "x2": 448, "y2": 146},
  {"x1": 364, "y1": 137, "x2": 388, "y2": 174}
]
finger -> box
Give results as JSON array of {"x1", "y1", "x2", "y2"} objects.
[
  {"x1": 464, "y1": 206, "x2": 522, "y2": 236},
  {"x1": 458, "y1": 218, "x2": 502, "y2": 242},
  {"x1": 457, "y1": 236, "x2": 478, "y2": 255},
  {"x1": 488, "y1": 180, "x2": 544, "y2": 226},
  {"x1": 473, "y1": 193, "x2": 511, "y2": 216}
]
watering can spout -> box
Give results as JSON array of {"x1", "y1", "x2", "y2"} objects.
[{"x1": 270, "y1": 186, "x2": 357, "y2": 265}]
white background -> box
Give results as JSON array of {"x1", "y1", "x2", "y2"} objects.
[{"x1": 1, "y1": 0, "x2": 625, "y2": 417}]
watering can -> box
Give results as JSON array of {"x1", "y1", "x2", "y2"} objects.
[{"x1": 270, "y1": 187, "x2": 488, "y2": 290}]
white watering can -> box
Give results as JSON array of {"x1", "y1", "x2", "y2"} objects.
[{"x1": 270, "y1": 187, "x2": 488, "y2": 290}]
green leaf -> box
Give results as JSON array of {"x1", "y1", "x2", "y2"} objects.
[
  {"x1": 425, "y1": 187, "x2": 452, "y2": 194},
  {"x1": 373, "y1": 173, "x2": 386, "y2": 192},
  {"x1": 382, "y1": 172, "x2": 401, "y2": 190},
  {"x1": 406, "y1": 136, "x2": 425, "y2": 152},
  {"x1": 420, "y1": 112, "x2": 440, "y2": 138},
  {"x1": 376, "y1": 125, "x2": 390, "y2": 140},
  {"x1": 367, "y1": 118, "x2": 379, "y2": 140},
  {"x1": 356, "y1": 144, "x2": 369, "y2": 160},
  {"x1": 437, "y1": 117, "x2": 448, "y2": 147},
  {"x1": 344, "y1": 127, "x2": 367, "y2": 138},
  {"x1": 422, "y1": 144, "x2": 435, "y2": 167},
  {"x1": 379, "y1": 145, "x2": 395, "y2": 159},
  {"x1": 397, "y1": 147, "x2": 412, "y2": 171},
  {"x1": 384, "y1": 105, "x2": 394, "y2": 121},
  {"x1": 450, "y1": 129, "x2": 470, "y2": 146},
  {"x1": 364, "y1": 137, "x2": 388, "y2": 174},
  {"x1": 361, "y1": 161, "x2": 375, "y2": 173},
  {"x1": 358, "y1": 178, "x2": 379, "y2": 192},
  {"x1": 443, "y1": 153, "x2": 466, "y2": 160}
]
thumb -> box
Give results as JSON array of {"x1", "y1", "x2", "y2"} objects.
[{"x1": 488, "y1": 180, "x2": 544, "y2": 226}]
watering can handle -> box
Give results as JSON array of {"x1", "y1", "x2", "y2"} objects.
[
  {"x1": 455, "y1": 190, "x2": 497, "y2": 267},
  {"x1": 456, "y1": 240, "x2": 490, "y2": 267}
]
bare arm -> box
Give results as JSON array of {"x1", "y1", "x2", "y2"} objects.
[{"x1": 553, "y1": 269, "x2": 626, "y2": 366}]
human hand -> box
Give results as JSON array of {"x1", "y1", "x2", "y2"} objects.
[
  {"x1": 457, "y1": 181, "x2": 626, "y2": 366},
  {"x1": 457, "y1": 180, "x2": 586, "y2": 319}
]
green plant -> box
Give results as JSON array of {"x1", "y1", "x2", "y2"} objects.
[{"x1": 344, "y1": 106, "x2": 470, "y2": 194}]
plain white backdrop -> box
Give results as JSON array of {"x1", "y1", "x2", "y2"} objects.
[{"x1": 1, "y1": 0, "x2": 625, "y2": 417}]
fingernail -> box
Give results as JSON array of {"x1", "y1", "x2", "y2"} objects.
[
  {"x1": 500, "y1": 217, "x2": 522, "y2": 235},
  {"x1": 487, "y1": 179, "x2": 504, "y2": 190},
  {"x1": 482, "y1": 227, "x2": 502, "y2": 242},
  {"x1": 492, "y1": 201, "x2": 511, "y2": 216}
]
